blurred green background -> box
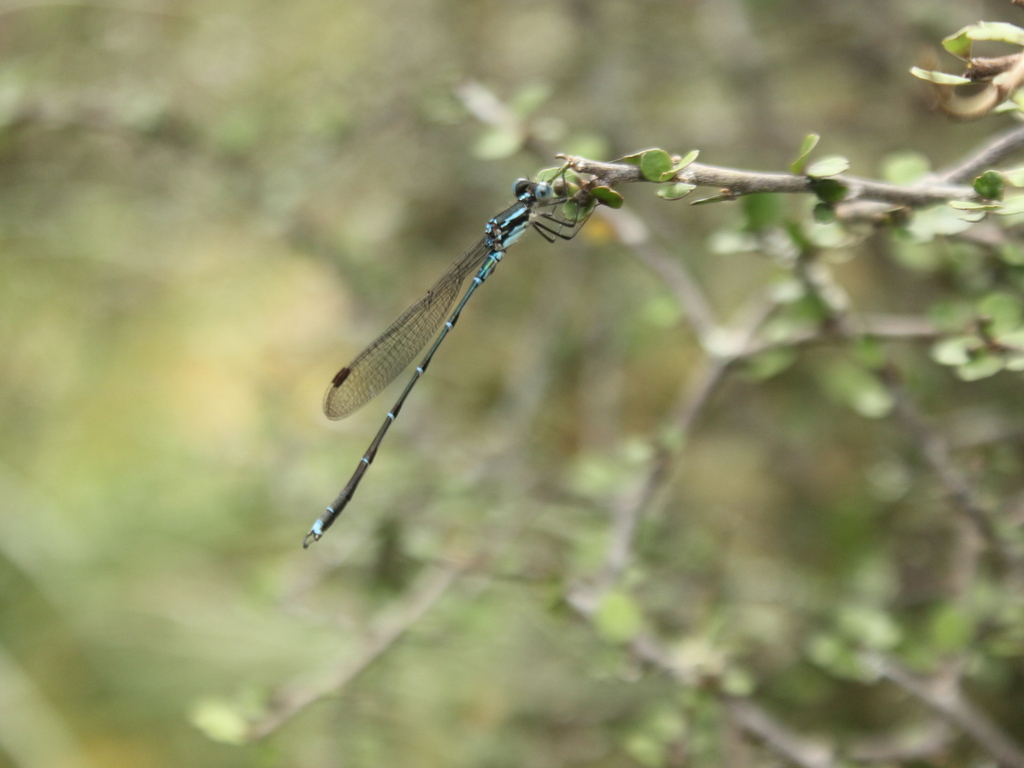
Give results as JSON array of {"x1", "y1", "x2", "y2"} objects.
[{"x1": 2, "y1": 1, "x2": 1024, "y2": 766}]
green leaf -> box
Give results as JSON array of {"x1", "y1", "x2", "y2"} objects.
[
  {"x1": 595, "y1": 590, "x2": 643, "y2": 643},
  {"x1": 838, "y1": 605, "x2": 902, "y2": 650},
  {"x1": 978, "y1": 291, "x2": 1023, "y2": 334},
  {"x1": 806, "y1": 155, "x2": 850, "y2": 178},
  {"x1": 672, "y1": 149, "x2": 700, "y2": 173},
  {"x1": 563, "y1": 198, "x2": 596, "y2": 221},
  {"x1": 744, "y1": 348, "x2": 797, "y2": 380},
  {"x1": 943, "y1": 28, "x2": 975, "y2": 59},
  {"x1": 854, "y1": 336, "x2": 886, "y2": 369},
  {"x1": 691, "y1": 193, "x2": 734, "y2": 205},
  {"x1": 812, "y1": 178, "x2": 849, "y2": 204},
  {"x1": 508, "y1": 82, "x2": 551, "y2": 117},
  {"x1": 790, "y1": 133, "x2": 820, "y2": 174},
  {"x1": 881, "y1": 151, "x2": 930, "y2": 184},
  {"x1": 821, "y1": 360, "x2": 894, "y2": 418},
  {"x1": 974, "y1": 170, "x2": 1005, "y2": 201},
  {"x1": 623, "y1": 733, "x2": 666, "y2": 768},
  {"x1": 997, "y1": 195, "x2": 1024, "y2": 216},
  {"x1": 999, "y1": 243, "x2": 1024, "y2": 265},
  {"x1": 639, "y1": 148, "x2": 675, "y2": 182},
  {"x1": 189, "y1": 699, "x2": 249, "y2": 745},
  {"x1": 472, "y1": 125, "x2": 523, "y2": 159},
  {"x1": 905, "y1": 205, "x2": 975, "y2": 240},
  {"x1": 534, "y1": 165, "x2": 565, "y2": 183},
  {"x1": 948, "y1": 200, "x2": 1000, "y2": 210},
  {"x1": 618, "y1": 149, "x2": 652, "y2": 165},
  {"x1": 930, "y1": 604, "x2": 975, "y2": 653},
  {"x1": 945, "y1": 21, "x2": 1024, "y2": 58},
  {"x1": 1003, "y1": 166, "x2": 1024, "y2": 187},
  {"x1": 812, "y1": 202, "x2": 836, "y2": 223},
  {"x1": 657, "y1": 182, "x2": 696, "y2": 201},
  {"x1": 743, "y1": 193, "x2": 783, "y2": 230},
  {"x1": 931, "y1": 336, "x2": 976, "y2": 366},
  {"x1": 806, "y1": 634, "x2": 875, "y2": 681},
  {"x1": 957, "y1": 353, "x2": 1005, "y2": 381},
  {"x1": 721, "y1": 667, "x2": 755, "y2": 696},
  {"x1": 591, "y1": 185, "x2": 624, "y2": 208},
  {"x1": 909, "y1": 67, "x2": 973, "y2": 85}
]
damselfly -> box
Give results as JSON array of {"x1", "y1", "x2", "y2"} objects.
[{"x1": 304, "y1": 171, "x2": 590, "y2": 547}]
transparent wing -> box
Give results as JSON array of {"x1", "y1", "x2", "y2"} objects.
[{"x1": 323, "y1": 237, "x2": 492, "y2": 419}]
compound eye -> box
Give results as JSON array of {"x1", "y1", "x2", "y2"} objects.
[
  {"x1": 512, "y1": 178, "x2": 531, "y2": 198},
  {"x1": 533, "y1": 182, "x2": 554, "y2": 203}
]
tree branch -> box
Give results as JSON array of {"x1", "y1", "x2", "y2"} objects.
[
  {"x1": 864, "y1": 653, "x2": 1024, "y2": 768},
  {"x1": 566, "y1": 156, "x2": 978, "y2": 208},
  {"x1": 936, "y1": 123, "x2": 1024, "y2": 184},
  {"x1": 247, "y1": 562, "x2": 464, "y2": 740}
]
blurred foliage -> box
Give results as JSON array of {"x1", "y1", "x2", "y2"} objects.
[{"x1": 2, "y1": 1, "x2": 1024, "y2": 767}]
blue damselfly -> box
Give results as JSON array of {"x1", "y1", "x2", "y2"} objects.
[{"x1": 304, "y1": 172, "x2": 590, "y2": 547}]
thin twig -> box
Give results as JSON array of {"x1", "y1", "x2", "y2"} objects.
[
  {"x1": 864, "y1": 653, "x2": 1024, "y2": 768},
  {"x1": 936, "y1": 123, "x2": 1024, "y2": 183},
  {"x1": 726, "y1": 697, "x2": 836, "y2": 768},
  {"x1": 567, "y1": 156, "x2": 978, "y2": 208},
  {"x1": 600, "y1": 205, "x2": 719, "y2": 342},
  {"x1": 247, "y1": 562, "x2": 464, "y2": 740}
]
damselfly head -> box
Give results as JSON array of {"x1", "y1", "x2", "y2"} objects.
[
  {"x1": 512, "y1": 178, "x2": 532, "y2": 200},
  {"x1": 513, "y1": 178, "x2": 555, "y2": 204},
  {"x1": 533, "y1": 181, "x2": 555, "y2": 203}
]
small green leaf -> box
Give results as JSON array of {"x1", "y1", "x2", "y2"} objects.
[
  {"x1": 854, "y1": 336, "x2": 886, "y2": 369},
  {"x1": 949, "y1": 21, "x2": 1024, "y2": 54},
  {"x1": 742, "y1": 193, "x2": 783, "y2": 230},
  {"x1": 997, "y1": 195, "x2": 1024, "y2": 216},
  {"x1": 591, "y1": 185, "x2": 624, "y2": 208},
  {"x1": 657, "y1": 182, "x2": 696, "y2": 201},
  {"x1": 623, "y1": 733, "x2": 666, "y2": 768},
  {"x1": 189, "y1": 699, "x2": 249, "y2": 745},
  {"x1": 909, "y1": 67, "x2": 973, "y2": 86},
  {"x1": 820, "y1": 360, "x2": 894, "y2": 418},
  {"x1": 639, "y1": 148, "x2": 675, "y2": 182},
  {"x1": 691, "y1": 193, "x2": 733, "y2": 205},
  {"x1": 790, "y1": 133, "x2": 820, "y2": 174},
  {"x1": 472, "y1": 125, "x2": 523, "y2": 159},
  {"x1": 563, "y1": 198, "x2": 596, "y2": 221},
  {"x1": 978, "y1": 291, "x2": 1023, "y2": 334},
  {"x1": 974, "y1": 170, "x2": 1005, "y2": 201},
  {"x1": 999, "y1": 243, "x2": 1024, "y2": 265},
  {"x1": 812, "y1": 178, "x2": 849, "y2": 204},
  {"x1": 881, "y1": 151, "x2": 930, "y2": 184},
  {"x1": 508, "y1": 82, "x2": 551, "y2": 117},
  {"x1": 806, "y1": 634, "x2": 875, "y2": 681},
  {"x1": 535, "y1": 165, "x2": 566, "y2": 183},
  {"x1": 618, "y1": 149, "x2": 654, "y2": 166},
  {"x1": 744, "y1": 348, "x2": 797, "y2": 380},
  {"x1": 1003, "y1": 167, "x2": 1024, "y2": 187},
  {"x1": 957, "y1": 353, "x2": 1005, "y2": 381},
  {"x1": 721, "y1": 667, "x2": 755, "y2": 696},
  {"x1": 931, "y1": 336, "x2": 976, "y2": 366},
  {"x1": 948, "y1": 200, "x2": 999, "y2": 210},
  {"x1": 838, "y1": 605, "x2": 902, "y2": 650},
  {"x1": 806, "y1": 155, "x2": 850, "y2": 178},
  {"x1": 942, "y1": 28, "x2": 974, "y2": 59},
  {"x1": 930, "y1": 604, "x2": 975, "y2": 653},
  {"x1": 813, "y1": 202, "x2": 836, "y2": 223},
  {"x1": 595, "y1": 590, "x2": 643, "y2": 643},
  {"x1": 672, "y1": 149, "x2": 700, "y2": 173}
]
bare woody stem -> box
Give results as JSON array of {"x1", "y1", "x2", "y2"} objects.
[{"x1": 565, "y1": 156, "x2": 978, "y2": 208}]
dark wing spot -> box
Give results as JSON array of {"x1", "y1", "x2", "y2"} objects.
[{"x1": 331, "y1": 367, "x2": 352, "y2": 387}]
